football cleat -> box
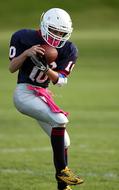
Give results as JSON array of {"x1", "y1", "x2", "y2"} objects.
[{"x1": 57, "y1": 167, "x2": 84, "y2": 185}]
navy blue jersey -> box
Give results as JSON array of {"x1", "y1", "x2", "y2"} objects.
[{"x1": 9, "y1": 29, "x2": 78, "y2": 88}]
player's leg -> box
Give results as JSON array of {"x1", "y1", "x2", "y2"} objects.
[
  {"x1": 38, "y1": 120, "x2": 70, "y2": 190},
  {"x1": 14, "y1": 84, "x2": 84, "y2": 187},
  {"x1": 14, "y1": 84, "x2": 70, "y2": 188},
  {"x1": 14, "y1": 83, "x2": 68, "y2": 170},
  {"x1": 38, "y1": 121, "x2": 84, "y2": 189},
  {"x1": 38, "y1": 115, "x2": 84, "y2": 187},
  {"x1": 38, "y1": 120, "x2": 70, "y2": 170}
]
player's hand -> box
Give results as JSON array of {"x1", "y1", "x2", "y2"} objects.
[
  {"x1": 30, "y1": 54, "x2": 49, "y2": 73},
  {"x1": 24, "y1": 45, "x2": 45, "y2": 57}
]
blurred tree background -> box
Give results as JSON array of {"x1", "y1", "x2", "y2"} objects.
[{"x1": 0, "y1": 0, "x2": 119, "y2": 30}]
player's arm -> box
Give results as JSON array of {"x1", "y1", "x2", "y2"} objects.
[
  {"x1": 29, "y1": 58, "x2": 66, "y2": 85},
  {"x1": 52, "y1": 44, "x2": 78, "y2": 86},
  {"x1": 35, "y1": 58, "x2": 76, "y2": 86},
  {"x1": 30, "y1": 54, "x2": 70, "y2": 85},
  {"x1": 30, "y1": 54, "x2": 60, "y2": 83},
  {"x1": 30, "y1": 44, "x2": 78, "y2": 85},
  {"x1": 9, "y1": 51, "x2": 28, "y2": 73},
  {"x1": 44, "y1": 58, "x2": 76, "y2": 86},
  {"x1": 45, "y1": 68, "x2": 59, "y2": 83},
  {"x1": 45, "y1": 69, "x2": 67, "y2": 86},
  {"x1": 9, "y1": 45, "x2": 45, "y2": 73}
]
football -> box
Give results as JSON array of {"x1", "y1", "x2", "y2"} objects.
[{"x1": 40, "y1": 44, "x2": 58, "y2": 64}]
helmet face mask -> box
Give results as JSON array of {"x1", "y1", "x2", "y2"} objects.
[{"x1": 40, "y1": 8, "x2": 73, "y2": 48}]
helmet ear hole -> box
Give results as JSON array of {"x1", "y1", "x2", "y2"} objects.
[{"x1": 63, "y1": 33, "x2": 68, "y2": 37}]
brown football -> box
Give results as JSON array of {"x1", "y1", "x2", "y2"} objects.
[{"x1": 40, "y1": 44, "x2": 58, "y2": 64}]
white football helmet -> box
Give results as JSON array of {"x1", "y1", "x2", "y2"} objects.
[{"x1": 40, "y1": 8, "x2": 73, "y2": 48}]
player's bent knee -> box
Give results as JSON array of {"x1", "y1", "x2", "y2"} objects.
[{"x1": 52, "y1": 112, "x2": 69, "y2": 126}]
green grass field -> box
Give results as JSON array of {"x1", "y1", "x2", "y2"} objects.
[
  {"x1": 0, "y1": 0, "x2": 119, "y2": 189},
  {"x1": 0, "y1": 28, "x2": 119, "y2": 190}
]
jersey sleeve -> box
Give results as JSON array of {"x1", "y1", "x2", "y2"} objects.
[
  {"x1": 56, "y1": 43, "x2": 78, "y2": 76},
  {"x1": 9, "y1": 31, "x2": 24, "y2": 60}
]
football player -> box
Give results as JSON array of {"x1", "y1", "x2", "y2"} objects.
[{"x1": 9, "y1": 8, "x2": 84, "y2": 190}]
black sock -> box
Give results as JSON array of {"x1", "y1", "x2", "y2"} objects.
[
  {"x1": 65, "y1": 148, "x2": 68, "y2": 165},
  {"x1": 57, "y1": 148, "x2": 68, "y2": 190},
  {"x1": 51, "y1": 127, "x2": 66, "y2": 174}
]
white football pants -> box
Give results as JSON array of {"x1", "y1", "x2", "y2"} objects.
[{"x1": 13, "y1": 83, "x2": 70, "y2": 147}]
